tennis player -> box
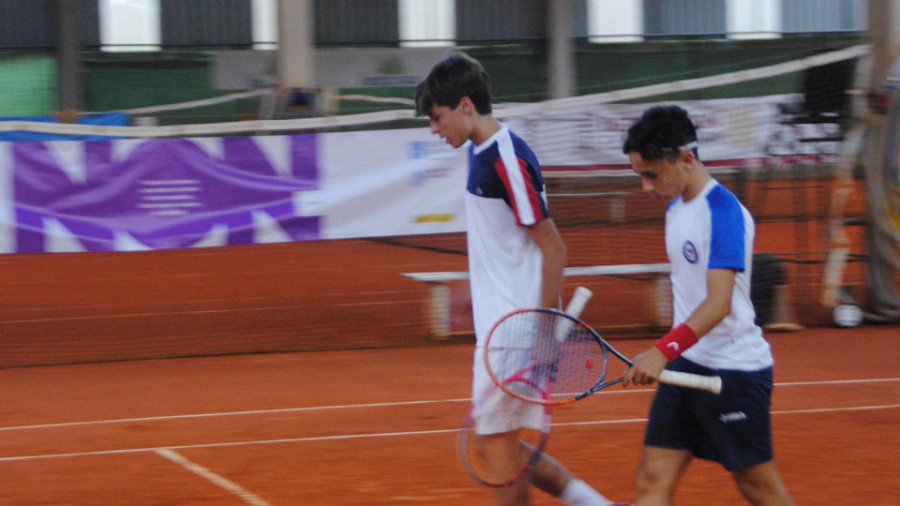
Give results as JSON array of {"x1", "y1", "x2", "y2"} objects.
[
  {"x1": 621, "y1": 105, "x2": 794, "y2": 505},
  {"x1": 416, "y1": 53, "x2": 619, "y2": 506}
]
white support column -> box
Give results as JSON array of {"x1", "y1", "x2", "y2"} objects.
[
  {"x1": 587, "y1": 0, "x2": 642, "y2": 43},
  {"x1": 277, "y1": 0, "x2": 315, "y2": 88},
  {"x1": 547, "y1": 0, "x2": 574, "y2": 99},
  {"x1": 399, "y1": 0, "x2": 455, "y2": 47},
  {"x1": 252, "y1": 0, "x2": 279, "y2": 50},
  {"x1": 726, "y1": 0, "x2": 780, "y2": 40},
  {"x1": 98, "y1": 0, "x2": 161, "y2": 52}
]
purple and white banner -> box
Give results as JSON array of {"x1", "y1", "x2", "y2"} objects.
[
  {"x1": 0, "y1": 93, "x2": 842, "y2": 254},
  {"x1": 0, "y1": 130, "x2": 467, "y2": 253}
]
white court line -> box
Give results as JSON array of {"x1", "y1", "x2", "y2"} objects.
[
  {"x1": 2, "y1": 377, "x2": 898, "y2": 433},
  {"x1": 0, "y1": 399, "x2": 470, "y2": 432},
  {"x1": 155, "y1": 449, "x2": 271, "y2": 506},
  {"x1": 777, "y1": 378, "x2": 900, "y2": 387},
  {"x1": 0, "y1": 296, "x2": 417, "y2": 324},
  {"x1": 0, "y1": 402, "x2": 897, "y2": 464},
  {"x1": 556, "y1": 403, "x2": 900, "y2": 428},
  {"x1": 0, "y1": 305, "x2": 302, "y2": 324}
]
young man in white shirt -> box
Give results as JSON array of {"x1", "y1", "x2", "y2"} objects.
[
  {"x1": 416, "y1": 52, "x2": 620, "y2": 506},
  {"x1": 622, "y1": 105, "x2": 794, "y2": 506}
]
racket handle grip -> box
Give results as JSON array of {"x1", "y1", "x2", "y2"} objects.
[
  {"x1": 555, "y1": 286, "x2": 593, "y2": 342},
  {"x1": 565, "y1": 286, "x2": 593, "y2": 318},
  {"x1": 659, "y1": 370, "x2": 723, "y2": 395}
]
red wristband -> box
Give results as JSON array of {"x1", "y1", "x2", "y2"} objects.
[{"x1": 655, "y1": 324, "x2": 699, "y2": 361}]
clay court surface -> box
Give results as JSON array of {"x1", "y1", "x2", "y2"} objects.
[
  {"x1": 1, "y1": 324, "x2": 898, "y2": 505},
  {"x1": 0, "y1": 176, "x2": 892, "y2": 504}
]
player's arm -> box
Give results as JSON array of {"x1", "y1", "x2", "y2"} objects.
[
  {"x1": 683, "y1": 267, "x2": 736, "y2": 336},
  {"x1": 525, "y1": 217, "x2": 567, "y2": 309},
  {"x1": 623, "y1": 267, "x2": 736, "y2": 386}
]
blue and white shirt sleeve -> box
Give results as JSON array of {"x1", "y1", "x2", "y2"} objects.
[{"x1": 707, "y1": 185, "x2": 746, "y2": 271}]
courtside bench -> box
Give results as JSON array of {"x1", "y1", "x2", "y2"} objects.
[{"x1": 403, "y1": 263, "x2": 672, "y2": 340}]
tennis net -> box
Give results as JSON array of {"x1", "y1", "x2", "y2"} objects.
[{"x1": 0, "y1": 45, "x2": 872, "y2": 367}]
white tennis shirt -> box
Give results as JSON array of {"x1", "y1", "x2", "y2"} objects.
[
  {"x1": 466, "y1": 126, "x2": 548, "y2": 346},
  {"x1": 667, "y1": 180, "x2": 774, "y2": 370}
]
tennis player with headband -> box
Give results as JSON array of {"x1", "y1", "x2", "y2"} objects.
[
  {"x1": 621, "y1": 105, "x2": 794, "y2": 505},
  {"x1": 416, "y1": 52, "x2": 622, "y2": 506}
]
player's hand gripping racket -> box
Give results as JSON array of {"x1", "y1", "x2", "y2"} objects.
[{"x1": 485, "y1": 287, "x2": 722, "y2": 405}]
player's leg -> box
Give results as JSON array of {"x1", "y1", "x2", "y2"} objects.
[
  {"x1": 530, "y1": 452, "x2": 616, "y2": 505},
  {"x1": 633, "y1": 446, "x2": 691, "y2": 505},
  {"x1": 636, "y1": 371, "x2": 694, "y2": 505},
  {"x1": 478, "y1": 430, "x2": 530, "y2": 505},
  {"x1": 529, "y1": 450, "x2": 572, "y2": 495},
  {"x1": 471, "y1": 429, "x2": 602, "y2": 506},
  {"x1": 731, "y1": 461, "x2": 794, "y2": 506},
  {"x1": 494, "y1": 481, "x2": 529, "y2": 506},
  {"x1": 474, "y1": 430, "x2": 533, "y2": 484},
  {"x1": 711, "y1": 367, "x2": 793, "y2": 505},
  {"x1": 473, "y1": 348, "x2": 618, "y2": 505},
  {"x1": 471, "y1": 349, "x2": 538, "y2": 505}
]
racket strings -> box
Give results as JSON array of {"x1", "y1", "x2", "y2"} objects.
[
  {"x1": 552, "y1": 325, "x2": 610, "y2": 398},
  {"x1": 487, "y1": 310, "x2": 610, "y2": 403}
]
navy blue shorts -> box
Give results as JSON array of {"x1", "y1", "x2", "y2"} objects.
[{"x1": 644, "y1": 357, "x2": 775, "y2": 471}]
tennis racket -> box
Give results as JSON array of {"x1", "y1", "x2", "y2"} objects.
[
  {"x1": 485, "y1": 287, "x2": 723, "y2": 405},
  {"x1": 457, "y1": 376, "x2": 552, "y2": 487},
  {"x1": 455, "y1": 289, "x2": 589, "y2": 487}
]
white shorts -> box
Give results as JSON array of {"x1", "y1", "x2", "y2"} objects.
[{"x1": 471, "y1": 346, "x2": 544, "y2": 435}]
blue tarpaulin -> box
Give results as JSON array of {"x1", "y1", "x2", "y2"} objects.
[{"x1": 0, "y1": 112, "x2": 129, "y2": 141}]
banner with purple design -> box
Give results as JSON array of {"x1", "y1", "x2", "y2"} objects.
[{"x1": 2, "y1": 130, "x2": 467, "y2": 253}]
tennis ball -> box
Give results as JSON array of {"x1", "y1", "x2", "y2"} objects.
[{"x1": 833, "y1": 304, "x2": 863, "y2": 328}]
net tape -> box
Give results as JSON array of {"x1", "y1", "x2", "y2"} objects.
[{"x1": 0, "y1": 45, "x2": 869, "y2": 139}]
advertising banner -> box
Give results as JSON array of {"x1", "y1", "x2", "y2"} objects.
[
  {"x1": 0, "y1": 93, "x2": 842, "y2": 253},
  {"x1": 2, "y1": 129, "x2": 466, "y2": 253}
]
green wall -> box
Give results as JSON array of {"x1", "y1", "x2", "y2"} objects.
[
  {"x1": 0, "y1": 55, "x2": 57, "y2": 116},
  {"x1": 83, "y1": 52, "x2": 258, "y2": 124}
]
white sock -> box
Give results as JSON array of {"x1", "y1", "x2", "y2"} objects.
[{"x1": 559, "y1": 478, "x2": 613, "y2": 506}]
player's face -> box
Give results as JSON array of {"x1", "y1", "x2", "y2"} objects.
[
  {"x1": 428, "y1": 102, "x2": 472, "y2": 148},
  {"x1": 629, "y1": 152, "x2": 686, "y2": 201}
]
